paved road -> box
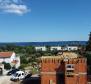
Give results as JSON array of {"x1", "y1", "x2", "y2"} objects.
[{"x1": 0, "y1": 76, "x2": 21, "y2": 84}]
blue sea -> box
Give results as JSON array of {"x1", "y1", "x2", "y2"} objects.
[{"x1": 0, "y1": 41, "x2": 87, "y2": 46}]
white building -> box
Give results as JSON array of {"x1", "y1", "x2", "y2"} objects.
[
  {"x1": 35, "y1": 46, "x2": 78, "y2": 51},
  {"x1": 0, "y1": 52, "x2": 20, "y2": 68},
  {"x1": 35, "y1": 46, "x2": 46, "y2": 51},
  {"x1": 50, "y1": 46, "x2": 62, "y2": 51},
  {"x1": 0, "y1": 52, "x2": 16, "y2": 63},
  {"x1": 67, "y1": 46, "x2": 78, "y2": 51},
  {"x1": 0, "y1": 63, "x2": 4, "y2": 75},
  {"x1": 11, "y1": 56, "x2": 20, "y2": 68}
]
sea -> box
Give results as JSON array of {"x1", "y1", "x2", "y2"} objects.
[{"x1": 0, "y1": 41, "x2": 87, "y2": 46}]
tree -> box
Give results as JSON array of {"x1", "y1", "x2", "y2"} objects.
[
  {"x1": 46, "y1": 45, "x2": 51, "y2": 53},
  {"x1": 84, "y1": 32, "x2": 91, "y2": 74},
  {"x1": 25, "y1": 46, "x2": 36, "y2": 54},
  {"x1": 51, "y1": 48, "x2": 58, "y2": 56},
  {"x1": 20, "y1": 56, "x2": 28, "y2": 64},
  {"x1": 2, "y1": 62, "x2": 11, "y2": 70},
  {"x1": 77, "y1": 45, "x2": 86, "y2": 56},
  {"x1": 86, "y1": 32, "x2": 91, "y2": 51}
]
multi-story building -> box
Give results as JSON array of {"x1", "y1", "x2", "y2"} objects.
[{"x1": 40, "y1": 52, "x2": 87, "y2": 84}]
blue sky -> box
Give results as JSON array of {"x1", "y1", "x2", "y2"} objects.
[{"x1": 0, "y1": 0, "x2": 91, "y2": 42}]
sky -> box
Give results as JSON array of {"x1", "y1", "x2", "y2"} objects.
[{"x1": 0, "y1": 0, "x2": 91, "y2": 42}]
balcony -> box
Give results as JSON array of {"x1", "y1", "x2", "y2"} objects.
[
  {"x1": 66, "y1": 68, "x2": 74, "y2": 70},
  {"x1": 66, "y1": 72, "x2": 74, "y2": 76}
]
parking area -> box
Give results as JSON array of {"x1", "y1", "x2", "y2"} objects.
[{"x1": 0, "y1": 72, "x2": 40, "y2": 84}]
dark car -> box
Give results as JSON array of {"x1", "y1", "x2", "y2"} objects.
[
  {"x1": 7, "y1": 69, "x2": 19, "y2": 75},
  {"x1": 21, "y1": 77, "x2": 40, "y2": 84},
  {"x1": 24, "y1": 73, "x2": 32, "y2": 79}
]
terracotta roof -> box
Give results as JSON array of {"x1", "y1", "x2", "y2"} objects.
[{"x1": 0, "y1": 52, "x2": 14, "y2": 58}]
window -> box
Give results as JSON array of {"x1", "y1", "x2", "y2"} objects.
[
  {"x1": 67, "y1": 70, "x2": 74, "y2": 73},
  {"x1": 66, "y1": 70, "x2": 74, "y2": 77},
  {"x1": 67, "y1": 75, "x2": 74, "y2": 77},
  {"x1": 18, "y1": 74, "x2": 21, "y2": 77},
  {"x1": 66, "y1": 64, "x2": 74, "y2": 69},
  {"x1": 73, "y1": 48, "x2": 76, "y2": 50},
  {"x1": 22, "y1": 73, "x2": 24, "y2": 75},
  {"x1": 69, "y1": 48, "x2": 71, "y2": 51},
  {"x1": 66, "y1": 64, "x2": 74, "y2": 77},
  {"x1": 67, "y1": 65, "x2": 71, "y2": 68}
]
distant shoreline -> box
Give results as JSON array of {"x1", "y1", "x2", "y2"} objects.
[{"x1": 0, "y1": 41, "x2": 87, "y2": 46}]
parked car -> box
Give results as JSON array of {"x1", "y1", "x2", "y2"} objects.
[
  {"x1": 21, "y1": 74, "x2": 40, "y2": 84},
  {"x1": 22, "y1": 77, "x2": 40, "y2": 84},
  {"x1": 23, "y1": 73, "x2": 32, "y2": 79},
  {"x1": 7, "y1": 69, "x2": 19, "y2": 75},
  {"x1": 10, "y1": 71, "x2": 25, "y2": 82}
]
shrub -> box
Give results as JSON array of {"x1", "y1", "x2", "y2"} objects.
[{"x1": 2, "y1": 62, "x2": 11, "y2": 70}]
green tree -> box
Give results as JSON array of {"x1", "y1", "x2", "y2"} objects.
[
  {"x1": 2, "y1": 62, "x2": 11, "y2": 70},
  {"x1": 25, "y1": 46, "x2": 36, "y2": 54},
  {"x1": 84, "y1": 53, "x2": 91, "y2": 74},
  {"x1": 46, "y1": 45, "x2": 51, "y2": 53},
  {"x1": 51, "y1": 48, "x2": 58, "y2": 56},
  {"x1": 84, "y1": 32, "x2": 91, "y2": 74},
  {"x1": 86, "y1": 32, "x2": 91, "y2": 51},
  {"x1": 20, "y1": 56, "x2": 28, "y2": 64}
]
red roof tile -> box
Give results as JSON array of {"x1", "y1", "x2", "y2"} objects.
[{"x1": 0, "y1": 52, "x2": 14, "y2": 58}]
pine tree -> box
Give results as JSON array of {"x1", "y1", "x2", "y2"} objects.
[{"x1": 86, "y1": 32, "x2": 91, "y2": 51}]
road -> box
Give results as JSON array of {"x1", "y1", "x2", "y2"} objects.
[{"x1": 0, "y1": 76, "x2": 21, "y2": 84}]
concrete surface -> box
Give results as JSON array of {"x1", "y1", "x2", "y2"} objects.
[{"x1": 0, "y1": 76, "x2": 21, "y2": 84}]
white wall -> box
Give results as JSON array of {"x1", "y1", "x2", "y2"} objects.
[
  {"x1": 15, "y1": 57, "x2": 20, "y2": 68},
  {"x1": 62, "y1": 47, "x2": 68, "y2": 51},
  {"x1": 67, "y1": 46, "x2": 78, "y2": 51},
  {"x1": 0, "y1": 57, "x2": 11, "y2": 63},
  {"x1": 0, "y1": 59, "x2": 4, "y2": 63},
  {"x1": 0, "y1": 64, "x2": 4, "y2": 75},
  {"x1": 10, "y1": 52, "x2": 16, "y2": 62},
  {"x1": 50, "y1": 46, "x2": 62, "y2": 51},
  {"x1": 35, "y1": 46, "x2": 46, "y2": 51}
]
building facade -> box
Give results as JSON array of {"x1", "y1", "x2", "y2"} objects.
[
  {"x1": 50, "y1": 46, "x2": 62, "y2": 51},
  {"x1": 40, "y1": 53, "x2": 87, "y2": 84},
  {"x1": 0, "y1": 52, "x2": 16, "y2": 63},
  {"x1": 35, "y1": 46, "x2": 47, "y2": 51},
  {"x1": 0, "y1": 63, "x2": 4, "y2": 75},
  {"x1": 35, "y1": 46, "x2": 78, "y2": 51},
  {"x1": 0, "y1": 52, "x2": 20, "y2": 68}
]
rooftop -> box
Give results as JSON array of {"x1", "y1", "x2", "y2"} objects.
[
  {"x1": 41, "y1": 52, "x2": 78, "y2": 60},
  {"x1": 0, "y1": 52, "x2": 14, "y2": 58}
]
